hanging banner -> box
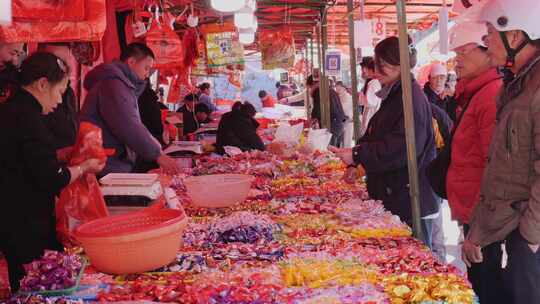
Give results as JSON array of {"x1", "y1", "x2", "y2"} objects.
[
  {"x1": 0, "y1": 0, "x2": 11, "y2": 25},
  {"x1": 325, "y1": 52, "x2": 341, "y2": 77},
  {"x1": 371, "y1": 17, "x2": 387, "y2": 45},
  {"x1": 202, "y1": 23, "x2": 244, "y2": 68},
  {"x1": 260, "y1": 29, "x2": 295, "y2": 70},
  {"x1": 192, "y1": 36, "x2": 209, "y2": 76},
  {"x1": 354, "y1": 20, "x2": 372, "y2": 48}
]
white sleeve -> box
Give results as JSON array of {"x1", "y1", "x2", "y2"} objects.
[
  {"x1": 365, "y1": 80, "x2": 382, "y2": 108},
  {"x1": 286, "y1": 89, "x2": 306, "y2": 103}
]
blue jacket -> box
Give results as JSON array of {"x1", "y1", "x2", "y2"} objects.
[
  {"x1": 80, "y1": 61, "x2": 162, "y2": 174},
  {"x1": 353, "y1": 78, "x2": 439, "y2": 223},
  {"x1": 198, "y1": 93, "x2": 217, "y2": 112}
]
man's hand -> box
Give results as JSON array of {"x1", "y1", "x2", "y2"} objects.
[
  {"x1": 157, "y1": 154, "x2": 181, "y2": 175},
  {"x1": 462, "y1": 239, "x2": 483, "y2": 267}
]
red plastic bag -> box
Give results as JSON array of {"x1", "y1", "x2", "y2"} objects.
[
  {"x1": 260, "y1": 29, "x2": 296, "y2": 70},
  {"x1": 146, "y1": 13, "x2": 184, "y2": 73},
  {"x1": 56, "y1": 122, "x2": 112, "y2": 246}
]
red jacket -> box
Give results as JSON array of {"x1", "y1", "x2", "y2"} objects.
[
  {"x1": 446, "y1": 69, "x2": 502, "y2": 224},
  {"x1": 262, "y1": 95, "x2": 276, "y2": 108}
]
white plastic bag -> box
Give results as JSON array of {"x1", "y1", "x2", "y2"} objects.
[
  {"x1": 274, "y1": 123, "x2": 304, "y2": 144},
  {"x1": 307, "y1": 128, "x2": 332, "y2": 151}
]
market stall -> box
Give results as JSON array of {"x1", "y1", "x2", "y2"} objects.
[
  {"x1": 0, "y1": 0, "x2": 476, "y2": 303},
  {"x1": 8, "y1": 147, "x2": 475, "y2": 304}
]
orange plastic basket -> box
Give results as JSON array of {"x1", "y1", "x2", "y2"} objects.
[{"x1": 74, "y1": 208, "x2": 188, "y2": 275}]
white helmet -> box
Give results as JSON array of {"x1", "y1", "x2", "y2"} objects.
[
  {"x1": 449, "y1": 21, "x2": 487, "y2": 50},
  {"x1": 479, "y1": 0, "x2": 540, "y2": 40},
  {"x1": 430, "y1": 63, "x2": 448, "y2": 77}
]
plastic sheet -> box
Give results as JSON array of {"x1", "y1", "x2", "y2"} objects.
[
  {"x1": 0, "y1": 0, "x2": 106, "y2": 43},
  {"x1": 13, "y1": 0, "x2": 86, "y2": 22}
]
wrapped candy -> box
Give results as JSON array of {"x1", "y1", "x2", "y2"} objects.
[
  {"x1": 279, "y1": 284, "x2": 390, "y2": 304},
  {"x1": 19, "y1": 251, "x2": 83, "y2": 292},
  {"x1": 383, "y1": 274, "x2": 475, "y2": 304},
  {"x1": 280, "y1": 258, "x2": 381, "y2": 288}
]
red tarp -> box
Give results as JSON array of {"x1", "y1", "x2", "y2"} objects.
[{"x1": 0, "y1": 0, "x2": 107, "y2": 43}]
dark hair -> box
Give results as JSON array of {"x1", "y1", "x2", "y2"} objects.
[
  {"x1": 232, "y1": 101, "x2": 243, "y2": 112},
  {"x1": 240, "y1": 102, "x2": 256, "y2": 117},
  {"x1": 18, "y1": 52, "x2": 69, "y2": 86},
  {"x1": 360, "y1": 56, "x2": 375, "y2": 70},
  {"x1": 275, "y1": 81, "x2": 281, "y2": 88},
  {"x1": 306, "y1": 75, "x2": 318, "y2": 86},
  {"x1": 120, "y1": 43, "x2": 155, "y2": 62},
  {"x1": 374, "y1": 36, "x2": 417, "y2": 73},
  {"x1": 37, "y1": 42, "x2": 71, "y2": 51},
  {"x1": 198, "y1": 82, "x2": 211, "y2": 91},
  {"x1": 195, "y1": 102, "x2": 211, "y2": 115},
  {"x1": 524, "y1": 32, "x2": 540, "y2": 48},
  {"x1": 258, "y1": 90, "x2": 267, "y2": 98},
  {"x1": 184, "y1": 93, "x2": 198, "y2": 102}
]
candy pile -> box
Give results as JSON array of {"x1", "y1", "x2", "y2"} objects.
[
  {"x1": 22, "y1": 150, "x2": 477, "y2": 304},
  {"x1": 207, "y1": 211, "x2": 281, "y2": 244},
  {"x1": 383, "y1": 274, "x2": 475, "y2": 304},
  {"x1": 280, "y1": 284, "x2": 390, "y2": 304},
  {"x1": 20, "y1": 251, "x2": 83, "y2": 292},
  {"x1": 6, "y1": 295, "x2": 84, "y2": 304},
  {"x1": 280, "y1": 258, "x2": 380, "y2": 288}
]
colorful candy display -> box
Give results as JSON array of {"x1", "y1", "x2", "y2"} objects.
[{"x1": 14, "y1": 150, "x2": 476, "y2": 304}]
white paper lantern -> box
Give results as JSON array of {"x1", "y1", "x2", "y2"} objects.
[
  {"x1": 211, "y1": 0, "x2": 246, "y2": 13},
  {"x1": 239, "y1": 32, "x2": 255, "y2": 44},
  {"x1": 235, "y1": 11, "x2": 255, "y2": 29}
]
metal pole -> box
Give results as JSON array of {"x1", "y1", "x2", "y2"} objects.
[
  {"x1": 310, "y1": 37, "x2": 314, "y2": 74},
  {"x1": 305, "y1": 44, "x2": 311, "y2": 116},
  {"x1": 347, "y1": 0, "x2": 361, "y2": 142},
  {"x1": 320, "y1": 9, "x2": 331, "y2": 130},
  {"x1": 396, "y1": 0, "x2": 424, "y2": 241},
  {"x1": 315, "y1": 21, "x2": 327, "y2": 129}
]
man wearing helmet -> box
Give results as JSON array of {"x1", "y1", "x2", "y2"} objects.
[
  {"x1": 463, "y1": 0, "x2": 540, "y2": 302},
  {"x1": 446, "y1": 20, "x2": 503, "y2": 304}
]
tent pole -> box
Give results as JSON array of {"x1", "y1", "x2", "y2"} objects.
[
  {"x1": 305, "y1": 43, "x2": 311, "y2": 116},
  {"x1": 347, "y1": 0, "x2": 361, "y2": 142},
  {"x1": 320, "y1": 8, "x2": 331, "y2": 130},
  {"x1": 396, "y1": 0, "x2": 424, "y2": 241}
]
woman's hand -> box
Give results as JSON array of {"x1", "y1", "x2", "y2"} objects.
[
  {"x1": 328, "y1": 146, "x2": 354, "y2": 165},
  {"x1": 80, "y1": 158, "x2": 106, "y2": 174},
  {"x1": 56, "y1": 146, "x2": 74, "y2": 163}
]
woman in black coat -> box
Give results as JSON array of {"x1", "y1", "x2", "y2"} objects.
[
  {"x1": 331, "y1": 37, "x2": 438, "y2": 247},
  {"x1": 0, "y1": 53, "x2": 105, "y2": 291},
  {"x1": 216, "y1": 102, "x2": 265, "y2": 154}
]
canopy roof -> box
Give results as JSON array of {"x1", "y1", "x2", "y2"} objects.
[{"x1": 179, "y1": 0, "x2": 455, "y2": 50}]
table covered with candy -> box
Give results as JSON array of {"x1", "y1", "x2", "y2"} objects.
[{"x1": 9, "y1": 151, "x2": 476, "y2": 304}]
